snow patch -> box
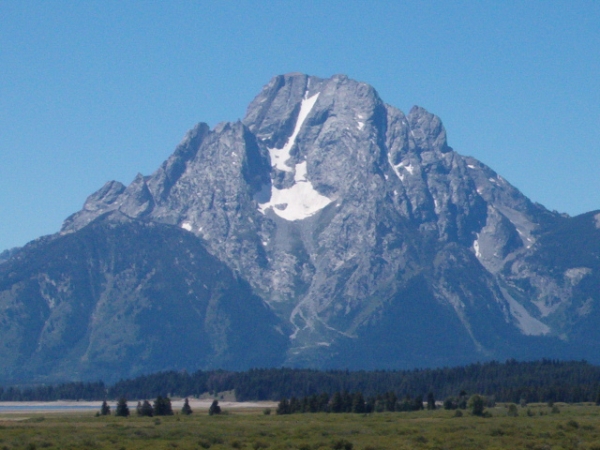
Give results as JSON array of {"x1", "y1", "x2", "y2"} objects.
[
  {"x1": 181, "y1": 223, "x2": 192, "y2": 232},
  {"x1": 595, "y1": 213, "x2": 600, "y2": 229},
  {"x1": 258, "y1": 161, "x2": 332, "y2": 221},
  {"x1": 565, "y1": 267, "x2": 592, "y2": 285},
  {"x1": 357, "y1": 121, "x2": 364, "y2": 130},
  {"x1": 467, "y1": 164, "x2": 476, "y2": 169},
  {"x1": 294, "y1": 161, "x2": 308, "y2": 182},
  {"x1": 268, "y1": 93, "x2": 320, "y2": 172},
  {"x1": 473, "y1": 233, "x2": 481, "y2": 258},
  {"x1": 388, "y1": 156, "x2": 416, "y2": 182}
]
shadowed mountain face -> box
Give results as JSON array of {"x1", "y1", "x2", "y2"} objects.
[
  {"x1": 0, "y1": 217, "x2": 288, "y2": 383},
  {"x1": 2, "y1": 73, "x2": 600, "y2": 383}
]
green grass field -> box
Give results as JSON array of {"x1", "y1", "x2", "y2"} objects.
[{"x1": 1, "y1": 403, "x2": 600, "y2": 450}]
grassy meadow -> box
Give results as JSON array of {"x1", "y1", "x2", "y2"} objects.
[{"x1": 1, "y1": 403, "x2": 600, "y2": 450}]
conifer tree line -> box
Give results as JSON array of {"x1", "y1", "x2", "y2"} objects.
[
  {"x1": 1, "y1": 359, "x2": 600, "y2": 404},
  {"x1": 101, "y1": 396, "x2": 195, "y2": 417},
  {"x1": 274, "y1": 391, "x2": 494, "y2": 415},
  {"x1": 275, "y1": 391, "x2": 428, "y2": 415}
]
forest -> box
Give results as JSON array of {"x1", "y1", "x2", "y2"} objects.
[{"x1": 1, "y1": 359, "x2": 599, "y2": 404}]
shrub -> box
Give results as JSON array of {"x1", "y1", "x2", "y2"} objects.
[
  {"x1": 468, "y1": 395, "x2": 485, "y2": 416},
  {"x1": 331, "y1": 439, "x2": 353, "y2": 450},
  {"x1": 208, "y1": 400, "x2": 221, "y2": 416},
  {"x1": 443, "y1": 397, "x2": 457, "y2": 410}
]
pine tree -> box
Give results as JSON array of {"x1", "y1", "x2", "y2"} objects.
[
  {"x1": 384, "y1": 392, "x2": 397, "y2": 412},
  {"x1": 181, "y1": 398, "x2": 193, "y2": 415},
  {"x1": 209, "y1": 399, "x2": 222, "y2": 415},
  {"x1": 289, "y1": 396, "x2": 301, "y2": 413},
  {"x1": 318, "y1": 393, "x2": 330, "y2": 412},
  {"x1": 352, "y1": 392, "x2": 365, "y2": 414},
  {"x1": 139, "y1": 400, "x2": 154, "y2": 417},
  {"x1": 398, "y1": 395, "x2": 412, "y2": 412},
  {"x1": 330, "y1": 392, "x2": 343, "y2": 413},
  {"x1": 115, "y1": 397, "x2": 130, "y2": 417},
  {"x1": 427, "y1": 392, "x2": 436, "y2": 410},
  {"x1": 413, "y1": 395, "x2": 424, "y2": 411},
  {"x1": 342, "y1": 391, "x2": 353, "y2": 413},
  {"x1": 153, "y1": 396, "x2": 173, "y2": 416},
  {"x1": 100, "y1": 400, "x2": 111, "y2": 416},
  {"x1": 276, "y1": 398, "x2": 290, "y2": 415}
]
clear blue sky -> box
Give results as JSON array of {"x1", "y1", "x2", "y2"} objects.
[{"x1": 1, "y1": 1, "x2": 599, "y2": 251}]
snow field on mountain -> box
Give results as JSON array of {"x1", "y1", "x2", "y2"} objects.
[
  {"x1": 259, "y1": 92, "x2": 332, "y2": 221},
  {"x1": 267, "y1": 93, "x2": 320, "y2": 172}
]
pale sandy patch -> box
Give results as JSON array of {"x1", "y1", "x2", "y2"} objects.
[{"x1": 0, "y1": 399, "x2": 277, "y2": 414}]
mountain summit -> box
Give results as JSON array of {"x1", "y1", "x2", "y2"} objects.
[{"x1": 2, "y1": 74, "x2": 599, "y2": 383}]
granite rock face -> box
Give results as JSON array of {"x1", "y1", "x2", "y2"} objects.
[{"x1": 2, "y1": 73, "x2": 600, "y2": 382}]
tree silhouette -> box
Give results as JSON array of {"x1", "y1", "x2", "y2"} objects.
[
  {"x1": 153, "y1": 396, "x2": 173, "y2": 416},
  {"x1": 209, "y1": 399, "x2": 222, "y2": 415},
  {"x1": 115, "y1": 397, "x2": 129, "y2": 417},
  {"x1": 427, "y1": 392, "x2": 436, "y2": 410},
  {"x1": 100, "y1": 400, "x2": 111, "y2": 416},
  {"x1": 468, "y1": 394, "x2": 485, "y2": 416},
  {"x1": 138, "y1": 400, "x2": 154, "y2": 417},
  {"x1": 181, "y1": 398, "x2": 193, "y2": 415}
]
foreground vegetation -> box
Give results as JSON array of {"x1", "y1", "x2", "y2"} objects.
[{"x1": 2, "y1": 403, "x2": 600, "y2": 450}]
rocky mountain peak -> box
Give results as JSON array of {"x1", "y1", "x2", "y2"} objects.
[
  {"x1": 406, "y1": 105, "x2": 451, "y2": 154},
  {"x1": 3, "y1": 73, "x2": 597, "y2": 384}
]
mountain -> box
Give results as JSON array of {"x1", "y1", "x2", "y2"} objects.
[{"x1": 1, "y1": 73, "x2": 600, "y2": 383}]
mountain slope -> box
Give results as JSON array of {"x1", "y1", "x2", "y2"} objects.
[
  {"x1": 0, "y1": 215, "x2": 287, "y2": 383},
  {"x1": 1, "y1": 73, "x2": 599, "y2": 382}
]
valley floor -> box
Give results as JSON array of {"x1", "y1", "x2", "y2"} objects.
[{"x1": 1, "y1": 403, "x2": 600, "y2": 449}]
